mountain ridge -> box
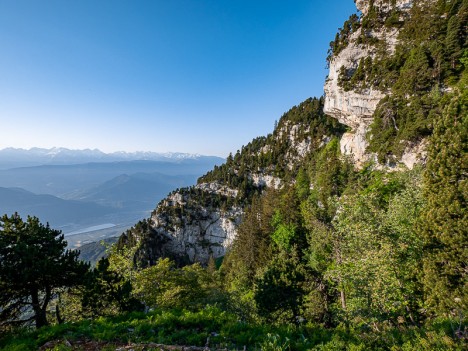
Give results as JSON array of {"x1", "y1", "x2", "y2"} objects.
[
  {"x1": 0, "y1": 147, "x2": 223, "y2": 170},
  {"x1": 0, "y1": 159, "x2": 223, "y2": 197},
  {"x1": 117, "y1": 97, "x2": 346, "y2": 266},
  {"x1": 0, "y1": 186, "x2": 117, "y2": 231}
]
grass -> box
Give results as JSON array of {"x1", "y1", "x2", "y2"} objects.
[
  {"x1": 0, "y1": 307, "x2": 465, "y2": 350},
  {"x1": 1, "y1": 307, "x2": 293, "y2": 350}
]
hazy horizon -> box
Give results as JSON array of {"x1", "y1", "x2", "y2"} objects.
[
  {"x1": 0, "y1": 0, "x2": 357, "y2": 157},
  {"x1": 0, "y1": 146, "x2": 223, "y2": 157}
]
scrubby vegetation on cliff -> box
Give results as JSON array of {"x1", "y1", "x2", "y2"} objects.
[
  {"x1": 336, "y1": 0, "x2": 468, "y2": 160},
  {"x1": 199, "y1": 97, "x2": 345, "y2": 189}
]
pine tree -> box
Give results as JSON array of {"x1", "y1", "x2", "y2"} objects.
[
  {"x1": 81, "y1": 257, "x2": 142, "y2": 318},
  {"x1": 254, "y1": 248, "x2": 306, "y2": 324},
  {"x1": 0, "y1": 214, "x2": 89, "y2": 329},
  {"x1": 419, "y1": 90, "x2": 467, "y2": 315}
]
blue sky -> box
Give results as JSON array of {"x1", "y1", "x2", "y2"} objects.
[{"x1": 0, "y1": 0, "x2": 357, "y2": 157}]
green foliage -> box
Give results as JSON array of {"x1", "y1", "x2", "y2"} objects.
[
  {"x1": 108, "y1": 236, "x2": 140, "y2": 280},
  {"x1": 223, "y1": 190, "x2": 278, "y2": 288},
  {"x1": 329, "y1": 170, "x2": 425, "y2": 325},
  {"x1": 307, "y1": 138, "x2": 354, "y2": 222},
  {"x1": 369, "y1": 91, "x2": 439, "y2": 162},
  {"x1": 133, "y1": 258, "x2": 227, "y2": 311},
  {"x1": 271, "y1": 211, "x2": 297, "y2": 251},
  {"x1": 394, "y1": 46, "x2": 432, "y2": 92},
  {"x1": 81, "y1": 257, "x2": 143, "y2": 318},
  {"x1": 0, "y1": 307, "x2": 303, "y2": 350},
  {"x1": 258, "y1": 333, "x2": 291, "y2": 351},
  {"x1": 295, "y1": 168, "x2": 310, "y2": 201},
  {"x1": 254, "y1": 249, "x2": 306, "y2": 324},
  {"x1": 1, "y1": 308, "x2": 465, "y2": 351},
  {"x1": 301, "y1": 210, "x2": 335, "y2": 326},
  {"x1": 0, "y1": 214, "x2": 89, "y2": 329},
  {"x1": 419, "y1": 88, "x2": 467, "y2": 315}
]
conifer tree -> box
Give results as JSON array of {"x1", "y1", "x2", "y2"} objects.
[
  {"x1": 81, "y1": 257, "x2": 142, "y2": 318},
  {"x1": 419, "y1": 90, "x2": 467, "y2": 315},
  {"x1": 0, "y1": 214, "x2": 89, "y2": 329}
]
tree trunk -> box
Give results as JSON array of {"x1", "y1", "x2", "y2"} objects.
[
  {"x1": 334, "y1": 240, "x2": 347, "y2": 310},
  {"x1": 56, "y1": 305, "x2": 64, "y2": 324},
  {"x1": 340, "y1": 289, "x2": 347, "y2": 310},
  {"x1": 31, "y1": 290, "x2": 48, "y2": 328},
  {"x1": 34, "y1": 308, "x2": 48, "y2": 329},
  {"x1": 31, "y1": 288, "x2": 50, "y2": 328},
  {"x1": 56, "y1": 293, "x2": 64, "y2": 324}
]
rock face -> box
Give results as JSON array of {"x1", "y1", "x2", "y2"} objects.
[
  {"x1": 355, "y1": 0, "x2": 413, "y2": 16},
  {"x1": 148, "y1": 183, "x2": 243, "y2": 264},
  {"x1": 324, "y1": 28, "x2": 386, "y2": 166},
  {"x1": 324, "y1": 30, "x2": 385, "y2": 165},
  {"x1": 249, "y1": 173, "x2": 282, "y2": 189},
  {"x1": 324, "y1": 0, "x2": 425, "y2": 168}
]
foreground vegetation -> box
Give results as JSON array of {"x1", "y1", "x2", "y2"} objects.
[{"x1": 2, "y1": 307, "x2": 466, "y2": 350}]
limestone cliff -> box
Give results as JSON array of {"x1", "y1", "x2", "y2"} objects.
[
  {"x1": 324, "y1": 0, "x2": 427, "y2": 168},
  {"x1": 148, "y1": 184, "x2": 243, "y2": 264}
]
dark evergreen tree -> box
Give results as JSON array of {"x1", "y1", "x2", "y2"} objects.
[
  {"x1": 81, "y1": 257, "x2": 143, "y2": 318},
  {"x1": 419, "y1": 89, "x2": 467, "y2": 315},
  {"x1": 0, "y1": 214, "x2": 89, "y2": 329},
  {"x1": 254, "y1": 248, "x2": 306, "y2": 324}
]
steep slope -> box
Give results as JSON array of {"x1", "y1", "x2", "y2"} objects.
[
  {"x1": 117, "y1": 0, "x2": 467, "y2": 267},
  {"x1": 117, "y1": 98, "x2": 345, "y2": 265},
  {"x1": 325, "y1": 0, "x2": 467, "y2": 167}
]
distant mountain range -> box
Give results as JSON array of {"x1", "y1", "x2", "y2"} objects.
[
  {"x1": 0, "y1": 187, "x2": 116, "y2": 230},
  {"x1": 0, "y1": 148, "x2": 224, "y2": 242},
  {"x1": 0, "y1": 160, "x2": 223, "y2": 197},
  {"x1": 70, "y1": 172, "x2": 196, "y2": 210},
  {"x1": 0, "y1": 147, "x2": 221, "y2": 169}
]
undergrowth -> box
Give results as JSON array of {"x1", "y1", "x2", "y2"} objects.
[{"x1": 1, "y1": 307, "x2": 465, "y2": 350}]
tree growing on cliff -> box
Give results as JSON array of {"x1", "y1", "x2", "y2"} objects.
[{"x1": 0, "y1": 214, "x2": 89, "y2": 329}]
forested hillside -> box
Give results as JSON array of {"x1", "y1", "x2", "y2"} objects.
[
  {"x1": 1, "y1": 0, "x2": 466, "y2": 350},
  {"x1": 115, "y1": 97, "x2": 346, "y2": 267}
]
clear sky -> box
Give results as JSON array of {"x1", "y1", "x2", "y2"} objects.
[{"x1": 0, "y1": 0, "x2": 357, "y2": 157}]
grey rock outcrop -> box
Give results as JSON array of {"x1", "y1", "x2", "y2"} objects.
[
  {"x1": 148, "y1": 183, "x2": 243, "y2": 263},
  {"x1": 355, "y1": 0, "x2": 413, "y2": 16},
  {"x1": 324, "y1": 0, "x2": 426, "y2": 168}
]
